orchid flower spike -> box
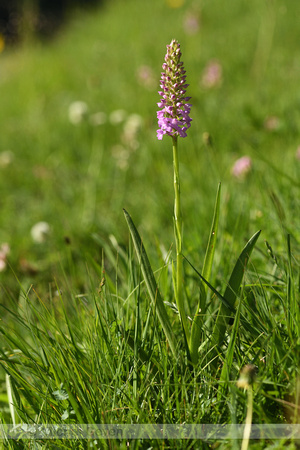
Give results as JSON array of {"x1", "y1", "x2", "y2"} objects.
[{"x1": 157, "y1": 39, "x2": 192, "y2": 140}]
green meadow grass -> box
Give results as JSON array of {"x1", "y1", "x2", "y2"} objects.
[{"x1": 0, "y1": 0, "x2": 300, "y2": 448}]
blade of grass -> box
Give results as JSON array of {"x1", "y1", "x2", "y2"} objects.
[
  {"x1": 133, "y1": 267, "x2": 141, "y2": 399},
  {"x1": 123, "y1": 209, "x2": 177, "y2": 357},
  {"x1": 182, "y1": 256, "x2": 235, "y2": 313},
  {"x1": 218, "y1": 296, "x2": 242, "y2": 400},
  {"x1": 5, "y1": 375, "x2": 16, "y2": 426},
  {"x1": 190, "y1": 182, "x2": 221, "y2": 364},
  {"x1": 212, "y1": 229, "x2": 261, "y2": 349},
  {"x1": 124, "y1": 331, "x2": 163, "y2": 374},
  {"x1": 286, "y1": 234, "x2": 299, "y2": 338}
]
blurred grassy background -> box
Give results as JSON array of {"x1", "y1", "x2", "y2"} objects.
[
  {"x1": 0, "y1": 0, "x2": 300, "y2": 293},
  {"x1": 1, "y1": 2, "x2": 300, "y2": 438}
]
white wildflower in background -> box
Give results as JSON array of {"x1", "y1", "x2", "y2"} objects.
[
  {"x1": 31, "y1": 222, "x2": 51, "y2": 243},
  {"x1": 111, "y1": 145, "x2": 130, "y2": 171},
  {"x1": 0, "y1": 243, "x2": 10, "y2": 272},
  {"x1": 109, "y1": 109, "x2": 127, "y2": 125},
  {"x1": 89, "y1": 111, "x2": 107, "y2": 126},
  {"x1": 0, "y1": 150, "x2": 14, "y2": 168},
  {"x1": 68, "y1": 101, "x2": 89, "y2": 125},
  {"x1": 122, "y1": 114, "x2": 143, "y2": 150}
]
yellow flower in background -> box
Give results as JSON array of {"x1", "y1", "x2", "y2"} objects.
[
  {"x1": 0, "y1": 34, "x2": 5, "y2": 53},
  {"x1": 166, "y1": 0, "x2": 185, "y2": 8}
]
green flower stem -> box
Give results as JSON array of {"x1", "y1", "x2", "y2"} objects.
[
  {"x1": 172, "y1": 136, "x2": 190, "y2": 346},
  {"x1": 241, "y1": 385, "x2": 253, "y2": 450}
]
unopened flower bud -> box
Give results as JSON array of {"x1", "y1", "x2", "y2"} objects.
[{"x1": 237, "y1": 364, "x2": 257, "y2": 389}]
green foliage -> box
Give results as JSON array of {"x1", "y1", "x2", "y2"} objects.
[
  {"x1": 190, "y1": 182, "x2": 221, "y2": 364},
  {"x1": 123, "y1": 208, "x2": 177, "y2": 358}
]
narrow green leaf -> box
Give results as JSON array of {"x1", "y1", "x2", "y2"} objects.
[
  {"x1": 224, "y1": 229, "x2": 261, "y2": 311},
  {"x1": 218, "y1": 295, "x2": 242, "y2": 400},
  {"x1": 6, "y1": 375, "x2": 16, "y2": 426},
  {"x1": 124, "y1": 331, "x2": 163, "y2": 374},
  {"x1": 212, "y1": 229, "x2": 261, "y2": 349},
  {"x1": 285, "y1": 234, "x2": 299, "y2": 338},
  {"x1": 190, "y1": 183, "x2": 221, "y2": 364},
  {"x1": 54, "y1": 363, "x2": 85, "y2": 423},
  {"x1": 123, "y1": 209, "x2": 177, "y2": 357},
  {"x1": 202, "y1": 182, "x2": 221, "y2": 283},
  {"x1": 183, "y1": 256, "x2": 235, "y2": 313}
]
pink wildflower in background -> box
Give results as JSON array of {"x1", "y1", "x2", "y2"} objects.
[
  {"x1": 183, "y1": 12, "x2": 201, "y2": 35},
  {"x1": 136, "y1": 65, "x2": 155, "y2": 90},
  {"x1": 157, "y1": 39, "x2": 192, "y2": 140},
  {"x1": 231, "y1": 156, "x2": 252, "y2": 179},
  {"x1": 296, "y1": 146, "x2": 300, "y2": 160},
  {"x1": 201, "y1": 60, "x2": 222, "y2": 88},
  {"x1": 0, "y1": 243, "x2": 10, "y2": 272},
  {"x1": 264, "y1": 116, "x2": 280, "y2": 131}
]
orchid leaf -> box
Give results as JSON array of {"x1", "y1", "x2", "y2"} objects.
[
  {"x1": 123, "y1": 209, "x2": 177, "y2": 357},
  {"x1": 212, "y1": 229, "x2": 261, "y2": 349},
  {"x1": 190, "y1": 183, "x2": 221, "y2": 364}
]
